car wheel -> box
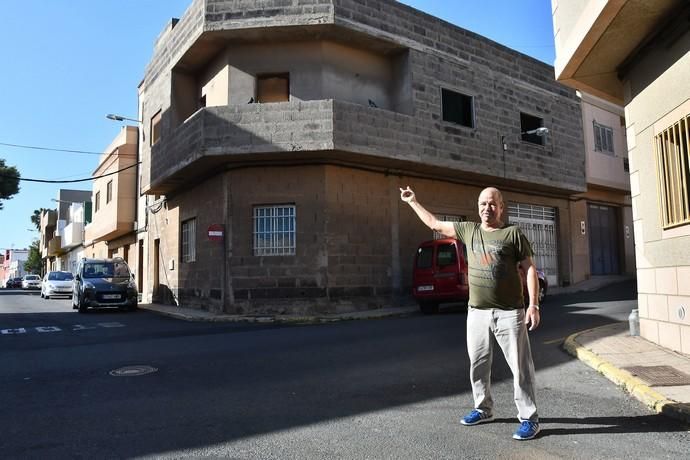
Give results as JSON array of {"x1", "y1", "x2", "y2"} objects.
[
  {"x1": 538, "y1": 281, "x2": 546, "y2": 304},
  {"x1": 44, "y1": 294, "x2": 50, "y2": 300},
  {"x1": 40, "y1": 292, "x2": 44, "y2": 298},
  {"x1": 128, "y1": 301, "x2": 138, "y2": 312},
  {"x1": 77, "y1": 296, "x2": 88, "y2": 313},
  {"x1": 419, "y1": 301, "x2": 439, "y2": 315}
]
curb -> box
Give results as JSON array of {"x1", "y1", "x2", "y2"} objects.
[
  {"x1": 140, "y1": 305, "x2": 418, "y2": 324},
  {"x1": 563, "y1": 325, "x2": 690, "y2": 424}
]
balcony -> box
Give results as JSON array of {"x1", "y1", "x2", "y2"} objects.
[
  {"x1": 47, "y1": 236, "x2": 63, "y2": 257},
  {"x1": 147, "y1": 100, "x2": 585, "y2": 195},
  {"x1": 62, "y1": 222, "x2": 85, "y2": 250}
]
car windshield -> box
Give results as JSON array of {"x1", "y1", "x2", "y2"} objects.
[
  {"x1": 48, "y1": 272, "x2": 74, "y2": 281},
  {"x1": 25, "y1": 275, "x2": 40, "y2": 280},
  {"x1": 83, "y1": 261, "x2": 130, "y2": 279}
]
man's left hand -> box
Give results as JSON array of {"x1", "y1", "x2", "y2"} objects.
[{"x1": 525, "y1": 306, "x2": 540, "y2": 331}]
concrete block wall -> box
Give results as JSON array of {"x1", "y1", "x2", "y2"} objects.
[{"x1": 142, "y1": 0, "x2": 585, "y2": 194}]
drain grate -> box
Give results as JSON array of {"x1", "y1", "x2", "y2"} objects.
[
  {"x1": 622, "y1": 365, "x2": 690, "y2": 386},
  {"x1": 109, "y1": 365, "x2": 158, "y2": 377}
]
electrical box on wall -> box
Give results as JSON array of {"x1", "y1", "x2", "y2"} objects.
[{"x1": 580, "y1": 221, "x2": 586, "y2": 235}]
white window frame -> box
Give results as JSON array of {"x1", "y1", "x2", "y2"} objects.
[
  {"x1": 181, "y1": 218, "x2": 196, "y2": 263},
  {"x1": 593, "y1": 121, "x2": 614, "y2": 154},
  {"x1": 253, "y1": 205, "x2": 296, "y2": 256}
]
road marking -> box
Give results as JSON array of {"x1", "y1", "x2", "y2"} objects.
[
  {"x1": 1, "y1": 328, "x2": 27, "y2": 335},
  {"x1": 1, "y1": 322, "x2": 125, "y2": 336}
]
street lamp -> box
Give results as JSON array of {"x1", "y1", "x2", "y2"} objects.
[
  {"x1": 502, "y1": 127, "x2": 549, "y2": 151},
  {"x1": 106, "y1": 113, "x2": 142, "y2": 123},
  {"x1": 500, "y1": 127, "x2": 550, "y2": 177}
]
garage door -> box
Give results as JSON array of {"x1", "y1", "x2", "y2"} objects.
[{"x1": 508, "y1": 203, "x2": 558, "y2": 286}]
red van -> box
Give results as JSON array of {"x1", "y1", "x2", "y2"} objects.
[
  {"x1": 412, "y1": 238, "x2": 547, "y2": 314},
  {"x1": 412, "y1": 238, "x2": 469, "y2": 314}
]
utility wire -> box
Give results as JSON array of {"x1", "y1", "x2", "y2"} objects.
[
  {"x1": 0, "y1": 162, "x2": 140, "y2": 183},
  {"x1": 0, "y1": 141, "x2": 137, "y2": 157}
]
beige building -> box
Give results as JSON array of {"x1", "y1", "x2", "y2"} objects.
[
  {"x1": 569, "y1": 91, "x2": 635, "y2": 284},
  {"x1": 84, "y1": 126, "x2": 139, "y2": 272},
  {"x1": 552, "y1": 0, "x2": 690, "y2": 354}
]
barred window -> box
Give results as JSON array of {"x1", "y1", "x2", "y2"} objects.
[
  {"x1": 181, "y1": 218, "x2": 196, "y2": 263},
  {"x1": 594, "y1": 121, "x2": 614, "y2": 154},
  {"x1": 434, "y1": 214, "x2": 465, "y2": 240},
  {"x1": 253, "y1": 205, "x2": 296, "y2": 256},
  {"x1": 655, "y1": 114, "x2": 690, "y2": 229}
]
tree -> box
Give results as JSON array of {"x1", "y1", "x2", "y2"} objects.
[
  {"x1": 0, "y1": 158, "x2": 20, "y2": 210},
  {"x1": 31, "y1": 208, "x2": 49, "y2": 231},
  {"x1": 24, "y1": 239, "x2": 42, "y2": 274}
]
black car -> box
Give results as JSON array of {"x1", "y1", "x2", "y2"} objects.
[
  {"x1": 72, "y1": 257, "x2": 138, "y2": 313},
  {"x1": 4, "y1": 277, "x2": 23, "y2": 289}
]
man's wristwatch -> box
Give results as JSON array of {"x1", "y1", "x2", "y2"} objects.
[{"x1": 529, "y1": 304, "x2": 540, "y2": 310}]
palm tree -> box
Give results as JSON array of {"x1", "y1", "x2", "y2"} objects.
[{"x1": 31, "y1": 208, "x2": 48, "y2": 231}]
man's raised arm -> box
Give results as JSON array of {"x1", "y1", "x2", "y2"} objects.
[{"x1": 399, "y1": 186, "x2": 456, "y2": 238}]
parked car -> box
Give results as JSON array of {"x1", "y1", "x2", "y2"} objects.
[
  {"x1": 21, "y1": 274, "x2": 41, "y2": 290},
  {"x1": 412, "y1": 238, "x2": 548, "y2": 314},
  {"x1": 41, "y1": 271, "x2": 74, "y2": 299},
  {"x1": 4, "y1": 277, "x2": 23, "y2": 288},
  {"x1": 72, "y1": 257, "x2": 138, "y2": 313}
]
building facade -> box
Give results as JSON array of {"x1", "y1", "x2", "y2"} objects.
[
  {"x1": 137, "y1": 0, "x2": 586, "y2": 313},
  {"x1": 84, "y1": 126, "x2": 140, "y2": 273},
  {"x1": 552, "y1": 0, "x2": 690, "y2": 354},
  {"x1": 569, "y1": 91, "x2": 635, "y2": 284}
]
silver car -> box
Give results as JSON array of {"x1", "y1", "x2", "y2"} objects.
[
  {"x1": 41, "y1": 271, "x2": 74, "y2": 299},
  {"x1": 22, "y1": 274, "x2": 41, "y2": 290}
]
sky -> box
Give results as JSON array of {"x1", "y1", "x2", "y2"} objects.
[{"x1": 0, "y1": 0, "x2": 555, "y2": 252}]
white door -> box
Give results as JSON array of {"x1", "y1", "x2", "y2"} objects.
[{"x1": 508, "y1": 203, "x2": 558, "y2": 286}]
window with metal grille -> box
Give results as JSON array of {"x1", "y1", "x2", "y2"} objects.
[
  {"x1": 433, "y1": 214, "x2": 465, "y2": 239},
  {"x1": 95, "y1": 191, "x2": 101, "y2": 213},
  {"x1": 253, "y1": 205, "x2": 296, "y2": 256},
  {"x1": 593, "y1": 121, "x2": 614, "y2": 154},
  {"x1": 441, "y1": 88, "x2": 474, "y2": 128},
  {"x1": 181, "y1": 218, "x2": 196, "y2": 263},
  {"x1": 655, "y1": 114, "x2": 690, "y2": 229},
  {"x1": 106, "y1": 180, "x2": 113, "y2": 204}
]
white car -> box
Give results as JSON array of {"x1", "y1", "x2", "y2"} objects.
[
  {"x1": 22, "y1": 274, "x2": 41, "y2": 290},
  {"x1": 41, "y1": 271, "x2": 74, "y2": 299}
]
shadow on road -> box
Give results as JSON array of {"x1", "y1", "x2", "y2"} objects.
[{"x1": 2, "y1": 279, "x2": 661, "y2": 458}]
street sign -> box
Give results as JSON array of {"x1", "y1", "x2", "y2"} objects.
[{"x1": 207, "y1": 224, "x2": 224, "y2": 242}]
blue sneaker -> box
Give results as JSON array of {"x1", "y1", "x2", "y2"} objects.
[
  {"x1": 460, "y1": 409, "x2": 494, "y2": 426},
  {"x1": 512, "y1": 421, "x2": 540, "y2": 440}
]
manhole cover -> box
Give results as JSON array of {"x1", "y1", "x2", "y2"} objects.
[
  {"x1": 623, "y1": 365, "x2": 690, "y2": 386},
  {"x1": 109, "y1": 365, "x2": 158, "y2": 377}
]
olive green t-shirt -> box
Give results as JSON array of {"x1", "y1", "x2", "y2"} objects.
[{"x1": 454, "y1": 221, "x2": 533, "y2": 310}]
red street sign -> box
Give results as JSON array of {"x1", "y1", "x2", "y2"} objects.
[{"x1": 207, "y1": 224, "x2": 224, "y2": 242}]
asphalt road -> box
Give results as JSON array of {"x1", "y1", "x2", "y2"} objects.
[{"x1": 1, "y1": 281, "x2": 688, "y2": 459}]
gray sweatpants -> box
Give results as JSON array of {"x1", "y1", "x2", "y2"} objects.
[{"x1": 466, "y1": 306, "x2": 538, "y2": 422}]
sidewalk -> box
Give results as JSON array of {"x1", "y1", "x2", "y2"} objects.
[{"x1": 564, "y1": 322, "x2": 690, "y2": 424}]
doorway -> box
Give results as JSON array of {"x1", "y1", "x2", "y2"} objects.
[{"x1": 588, "y1": 204, "x2": 620, "y2": 275}]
